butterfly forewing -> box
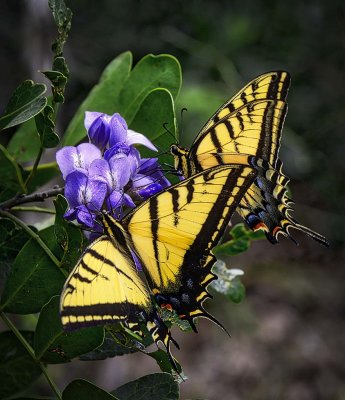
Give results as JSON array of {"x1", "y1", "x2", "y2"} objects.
[
  {"x1": 200, "y1": 70, "x2": 291, "y2": 133},
  {"x1": 125, "y1": 165, "x2": 256, "y2": 294},
  {"x1": 193, "y1": 99, "x2": 287, "y2": 168},
  {"x1": 172, "y1": 70, "x2": 328, "y2": 246}
]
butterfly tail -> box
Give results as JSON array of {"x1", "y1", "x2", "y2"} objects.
[
  {"x1": 146, "y1": 311, "x2": 180, "y2": 373},
  {"x1": 277, "y1": 215, "x2": 330, "y2": 247},
  {"x1": 183, "y1": 305, "x2": 231, "y2": 338}
]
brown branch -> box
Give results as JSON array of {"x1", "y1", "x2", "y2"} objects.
[{"x1": 0, "y1": 186, "x2": 64, "y2": 210}]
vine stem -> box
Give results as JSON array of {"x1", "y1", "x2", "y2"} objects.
[
  {"x1": 25, "y1": 146, "x2": 44, "y2": 189},
  {"x1": 11, "y1": 206, "x2": 56, "y2": 214},
  {"x1": 0, "y1": 187, "x2": 64, "y2": 210},
  {"x1": 0, "y1": 311, "x2": 62, "y2": 400}
]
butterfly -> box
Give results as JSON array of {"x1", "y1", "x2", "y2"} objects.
[
  {"x1": 60, "y1": 164, "x2": 256, "y2": 369},
  {"x1": 171, "y1": 71, "x2": 329, "y2": 246}
]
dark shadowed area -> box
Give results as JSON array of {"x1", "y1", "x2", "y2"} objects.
[{"x1": 0, "y1": 0, "x2": 344, "y2": 399}]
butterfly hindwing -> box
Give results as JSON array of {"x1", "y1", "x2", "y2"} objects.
[
  {"x1": 60, "y1": 235, "x2": 153, "y2": 329},
  {"x1": 60, "y1": 222, "x2": 176, "y2": 368}
]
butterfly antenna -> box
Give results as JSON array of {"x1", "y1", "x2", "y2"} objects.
[
  {"x1": 163, "y1": 122, "x2": 177, "y2": 143},
  {"x1": 179, "y1": 107, "x2": 188, "y2": 145}
]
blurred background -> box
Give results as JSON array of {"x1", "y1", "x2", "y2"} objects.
[{"x1": 0, "y1": 0, "x2": 344, "y2": 399}]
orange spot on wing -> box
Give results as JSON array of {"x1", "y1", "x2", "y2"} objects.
[
  {"x1": 161, "y1": 303, "x2": 173, "y2": 311},
  {"x1": 253, "y1": 221, "x2": 269, "y2": 231},
  {"x1": 273, "y1": 226, "x2": 281, "y2": 236}
]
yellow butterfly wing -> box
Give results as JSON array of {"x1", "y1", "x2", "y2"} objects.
[
  {"x1": 60, "y1": 164, "x2": 256, "y2": 364},
  {"x1": 60, "y1": 236, "x2": 152, "y2": 329},
  {"x1": 192, "y1": 99, "x2": 287, "y2": 168},
  {"x1": 171, "y1": 71, "x2": 328, "y2": 246},
  {"x1": 200, "y1": 70, "x2": 290, "y2": 132},
  {"x1": 60, "y1": 225, "x2": 179, "y2": 369},
  {"x1": 191, "y1": 71, "x2": 290, "y2": 168},
  {"x1": 123, "y1": 164, "x2": 256, "y2": 329}
]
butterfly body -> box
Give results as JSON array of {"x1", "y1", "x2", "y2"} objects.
[{"x1": 171, "y1": 71, "x2": 329, "y2": 246}]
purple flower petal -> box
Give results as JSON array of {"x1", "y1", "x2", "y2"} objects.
[
  {"x1": 138, "y1": 182, "x2": 163, "y2": 199},
  {"x1": 64, "y1": 208, "x2": 77, "y2": 220},
  {"x1": 65, "y1": 170, "x2": 88, "y2": 208},
  {"x1": 87, "y1": 178, "x2": 108, "y2": 210},
  {"x1": 123, "y1": 193, "x2": 136, "y2": 208},
  {"x1": 84, "y1": 111, "x2": 103, "y2": 131},
  {"x1": 108, "y1": 156, "x2": 132, "y2": 188},
  {"x1": 88, "y1": 223, "x2": 104, "y2": 241},
  {"x1": 108, "y1": 113, "x2": 128, "y2": 146},
  {"x1": 135, "y1": 157, "x2": 171, "y2": 193},
  {"x1": 126, "y1": 129, "x2": 157, "y2": 151},
  {"x1": 107, "y1": 189, "x2": 124, "y2": 211},
  {"x1": 87, "y1": 114, "x2": 110, "y2": 150},
  {"x1": 88, "y1": 159, "x2": 111, "y2": 185},
  {"x1": 104, "y1": 143, "x2": 131, "y2": 160},
  {"x1": 65, "y1": 170, "x2": 107, "y2": 214},
  {"x1": 129, "y1": 248, "x2": 143, "y2": 272},
  {"x1": 75, "y1": 205, "x2": 96, "y2": 228},
  {"x1": 56, "y1": 143, "x2": 102, "y2": 179},
  {"x1": 89, "y1": 156, "x2": 132, "y2": 194},
  {"x1": 131, "y1": 174, "x2": 154, "y2": 190},
  {"x1": 104, "y1": 144, "x2": 140, "y2": 177}
]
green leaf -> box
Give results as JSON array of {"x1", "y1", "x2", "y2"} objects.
[
  {"x1": 53, "y1": 56, "x2": 69, "y2": 78},
  {"x1": 0, "y1": 331, "x2": 41, "y2": 399},
  {"x1": 0, "y1": 80, "x2": 47, "y2": 130},
  {"x1": 210, "y1": 260, "x2": 246, "y2": 303},
  {"x1": 0, "y1": 218, "x2": 30, "y2": 278},
  {"x1": 7, "y1": 118, "x2": 40, "y2": 163},
  {"x1": 62, "y1": 52, "x2": 133, "y2": 146},
  {"x1": 42, "y1": 58, "x2": 69, "y2": 103},
  {"x1": 63, "y1": 379, "x2": 119, "y2": 400},
  {"x1": 79, "y1": 325, "x2": 151, "y2": 361},
  {"x1": 214, "y1": 236, "x2": 250, "y2": 256},
  {"x1": 130, "y1": 88, "x2": 177, "y2": 169},
  {"x1": 112, "y1": 373, "x2": 179, "y2": 400},
  {"x1": 160, "y1": 308, "x2": 192, "y2": 333},
  {"x1": 227, "y1": 277, "x2": 246, "y2": 303},
  {"x1": 117, "y1": 54, "x2": 181, "y2": 124},
  {"x1": 0, "y1": 144, "x2": 27, "y2": 201},
  {"x1": 34, "y1": 296, "x2": 104, "y2": 363},
  {"x1": 54, "y1": 195, "x2": 87, "y2": 273},
  {"x1": 230, "y1": 223, "x2": 265, "y2": 241},
  {"x1": 79, "y1": 332, "x2": 136, "y2": 361},
  {"x1": 62, "y1": 53, "x2": 181, "y2": 147},
  {"x1": 213, "y1": 223, "x2": 265, "y2": 256},
  {"x1": 26, "y1": 162, "x2": 60, "y2": 193},
  {"x1": 0, "y1": 226, "x2": 65, "y2": 314},
  {"x1": 35, "y1": 105, "x2": 60, "y2": 148},
  {"x1": 147, "y1": 349, "x2": 182, "y2": 375},
  {"x1": 42, "y1": 71, "x2": 68, "y2": 103}
]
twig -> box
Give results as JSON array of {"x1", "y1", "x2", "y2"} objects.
[
  {"x1": 0, "y1": 187, "x2": 64, "y2": 210},
  {"x1": 24, "y1": 146, "x2": 44, "y2": 189},
  {"x1": 11, "y1": 206, "x2": 56, "y2": 214}
]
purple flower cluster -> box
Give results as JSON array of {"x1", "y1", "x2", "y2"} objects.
[{"x1": 56, "y1": 112, "x2": 170, "y2": 229}]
